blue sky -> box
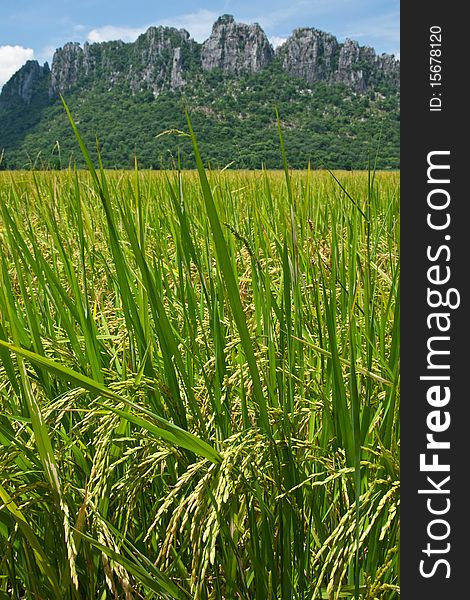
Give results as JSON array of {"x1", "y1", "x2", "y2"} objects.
[{"x1": 0, "y1": 0, "x2": 399, "y2": 87}]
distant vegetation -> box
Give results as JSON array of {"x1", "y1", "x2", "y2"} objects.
[{"x1": 0, "y1": 62, "x2": 399, "y2": 170}]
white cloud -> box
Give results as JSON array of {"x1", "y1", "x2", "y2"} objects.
[
  {"x1": 87, "y1": 25, "x2": 147, "y2": 44},
  {"x1": 160, "y1": 9, "x2": 218, "y2": 42},
  {"x1": 37, "y1": 45, "x2": 57, "y2": 64},
  {"x1": 270, "y1": 36, "x2": 287, "y2": 48},
  {"x1": 85, "y1": 9, "x2": 218, "y2": 46},
  {"x1": 0, "y1": 45, "x2": 34, "y2": 87}
]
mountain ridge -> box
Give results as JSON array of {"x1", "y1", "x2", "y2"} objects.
[
  {"x1": 2, "y1": 14, "x2": 399, "y2": 102},
  {"x1": 0, "y1": 15, "x2": 400, "y2": 170}
]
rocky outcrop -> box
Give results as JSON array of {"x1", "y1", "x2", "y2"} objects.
[
  {"x1": 276, "y1": 28, "x2": 339, "y2": 84},
  {"x1": 334, "y1": 39, "x2": 399, "y2": 90},
  {"x1": 128, "y1": 26, "x2": 198, "y2": 93},
  {"x1": 50, "y1": 27, "x2": 198, "y2": 96},
  {"x1": 335, "y1": 39, "x2": 368, "y2": 90},
  {"x1": 50, "y1": 40, "x2": 126, "y2": 93},
  {"x1": 170, "y1": 47, "x2": 185, "y2": 90},
  {"x1": 277, "y1": 29, "x2": 399, "y2": 91},
  {"x1": 1, "y1": 15, "x2": 399, "y2": 104},
  {"x1": 50, "y1": 42, "x2": 85, "y2": 93},
  {"x1": 201, "y1": 15, "x2": 273, "y2": 74},
  {"x1": 0, "y1": 60, "x2": 50, "y2": 105}
]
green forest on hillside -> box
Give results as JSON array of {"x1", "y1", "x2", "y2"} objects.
[{"x1": 0, "y1": 63, "x2": 399, "y2": 170}]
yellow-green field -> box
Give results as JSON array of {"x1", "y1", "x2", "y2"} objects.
[{"x1": 0, "y1": 164, "x2": 399, "y2": 598}]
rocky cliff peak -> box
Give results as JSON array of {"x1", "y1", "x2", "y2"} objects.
[
  {"x1": 334, "y1": 39, "x2": 370, "y2": 90},
  {"x1": 130, "y1": 26, "x2": 197, "y2": 93},
  {"x1": 50, "y1": 43, "x2": 78, "y2": 93},
  {"x1": 278, "y1": 28, "x2": 399, "y2": 91},
  {"x1": 1, "y1": 15, "x2": 399, "y2": 106},
  {"x1": 277, "y1": 28, "x2": 339, "y2": 83},
  {"x1": 201, "y1": 14, "x2": 274, "y2": 74},
  {"x1": 48, "y1": 26, "x2": 198, "y2": 96},
  {"x1": 0, "y1": 60, "x2": 50, "y2": 105}
]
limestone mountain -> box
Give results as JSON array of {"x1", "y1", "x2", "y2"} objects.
[
  {"x1": 277, "y1": 28, "x2": 399, "y2": 91},
  {"x1": 49, "y1": 27, "x2": 200, "y2": 96},
  {"x1": 201, "y1": 15, "x2": 274, "y2": 75},
  {"x1": 0, "y1": 60, "x2": 50, "y2": 104},
  {"x1": 0, "y1": 15, "x2": 399, "y2": 170}
]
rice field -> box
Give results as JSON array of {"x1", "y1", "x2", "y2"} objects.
[{"x1": 0, "y1": 120, "x2": 400, "y2": 599}]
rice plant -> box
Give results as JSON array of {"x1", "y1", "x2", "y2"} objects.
[{"x1": 0, "y1": 111, "x2": 399, "y2": 599}]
